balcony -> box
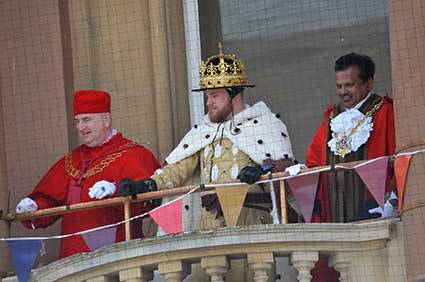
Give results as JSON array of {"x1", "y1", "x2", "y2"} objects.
[
  {"x1": 1, "y1": 160, "x2": 407, "y2": 282},
  {"x1": 1, "y1": 218, "x2": 406, "y2": 282}
]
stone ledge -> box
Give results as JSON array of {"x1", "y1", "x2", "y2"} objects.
[{"x1": 2, "y1": 218, "x2": 399, "y2": 282}]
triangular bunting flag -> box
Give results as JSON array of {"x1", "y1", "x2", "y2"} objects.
[
  {"x1": 82, "y1": 226, "x2": 117, "y2": 252},
  {"x1": 394, "y1": 154, "x2": 412, "y2": 209},
  {"x1": 149, "y1": 198, "x2": 183, "y2": 234},
  {"x1": 8, "y1": 239, "x2": 42, "y2": 282},
  {"x1": 286, "y1": 172, "x2": 320, "y2": 223},
  {"x1": 216, "y1": 185, "x2": 248, "y2": 226},
  {"x1": 355, "y1": 156, "x2": 389, "y2": 208}
]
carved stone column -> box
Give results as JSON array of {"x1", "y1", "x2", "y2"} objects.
[
  {"x1": 329, "y1": 253, "x2": 351, "y2": 282},
  {"x1": 201, "y1": 255, "x2": 229, "y2": 282},
  {"x1": 247, "y1": 252, "x2": 275, "y2": 282},
  {"x1": 158, "y1": 260, "x2": 189, "y2": 282},
  {"x1": 290, "y1": 251, "x2": 319, "y2": 282},
  {"x1": 119, "y1": 267, "x2": 153, "y2": 282}
]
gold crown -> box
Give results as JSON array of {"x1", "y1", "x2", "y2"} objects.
[{"x1": 193, "y1": 43, "x2": 254, "y2": 91}]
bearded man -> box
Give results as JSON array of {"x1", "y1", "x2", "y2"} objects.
[{"x1": 119, "y1": 44, "x2": 295, "y2": 281}]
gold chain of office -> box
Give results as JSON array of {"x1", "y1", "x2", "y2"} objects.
[
  {"x1": 65, "y1": 142, "x2": 138, "y2": 179},
  {"x1": 329, "y1": 99, "x2": 384, "y2": 158}
]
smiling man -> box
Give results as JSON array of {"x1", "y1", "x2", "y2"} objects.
[
  {"x1": 306, "y1": 52, "x2": 396, "y2": 223},
  {"x1": 15, "y1": 90, "x2": 160, "y2": 258},
  {"x1": 304, "y1": 52, "x2": 396, "y2": 282}
]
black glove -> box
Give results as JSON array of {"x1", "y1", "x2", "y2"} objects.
[
  {"x1": 237, "y1": 164, "x2": 275, "y2": 185},
  {"x1": 118, "y1": 177, "x2": 158, "y2": 199}
]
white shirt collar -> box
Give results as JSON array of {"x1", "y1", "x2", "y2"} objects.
[
  {"x1": 102, "y1": 128, "x2": 117, "y2": 144},
  {"x1": 353, "y1": 92, "x2": 372, "y2": 110}
]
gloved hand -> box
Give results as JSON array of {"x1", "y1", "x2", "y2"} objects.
[
  {"x1": 368, "y1": 191, "x2": 399, "y2": 218},
  {"x1": 284, "y1": 164, "x2": 307, "y2": 176},
  {"x1": 118, "y1": 178, "x2": 158, "y2": 198},
  {"x1": 238, "y1": 164, "x2": 275, "y2": 185},
  {"x1": 16, "y1": 197, "x2": 38, "y2": 214},
  {"x1": 88, "y1": 180, "x2": 116, "y2": 199},
  {"x1": 368, "y1": 201, "x2": 399, "y2": 218}
]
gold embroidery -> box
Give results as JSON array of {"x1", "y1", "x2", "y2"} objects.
[
  {"x1": 65, "y1": 142, "x2": 138, "y2": 179},
  {"x1": 65, "y1": 153, "x2": 79, "y2": 178}
]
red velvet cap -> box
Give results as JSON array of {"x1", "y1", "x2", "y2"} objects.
[{"x1": 73, "y1": 90, "x2": 111, "y2": 115}]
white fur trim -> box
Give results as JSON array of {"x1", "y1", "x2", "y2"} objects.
[
  {"x1": 211, "y1": 165, "x2": 219, "y2": 182},
  {"x1": 154, "y1": 169, "x2": 164, "y2": 175},
  {"x1": 204, "y1": 145, "x2": 211, "y2": 158},
  {"x1": 231, "y1": 164, "x2": 239, "y2": 179},
  {"x1": 165, "y1": 101, "x2": 294, "y2": 164},
  {"x1": 214, "y1": 144, "x2": 222, "y2": 158},
  {"x1": 232, "y1": 144, "x2": 239, "y2": 156}
]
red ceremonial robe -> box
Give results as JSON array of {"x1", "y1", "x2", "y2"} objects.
[
  {"x1": 306, "y1": 95, "x2": 395, "y2": 282},
  {"x1": 306, "y1": 95, "x2": 395, "y2": 222},
  {"x1": 23, "y1": 133, "x2": 160, "y2": 258}
]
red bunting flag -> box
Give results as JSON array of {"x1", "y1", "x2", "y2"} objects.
[
  {"x1": 149, "y1": 198, "x2": 183, "y2": 235},
  {"x1": 286, "y1": 172, "x2": 320, "y2": 223},
  {"x1": 394, "y1": 154, "x2": 412, "y2": 209},
  {"x1": 355, "y1": 156, "x2": 389, "y2": 208}
]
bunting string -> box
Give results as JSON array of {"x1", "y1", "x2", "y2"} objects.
[
  {"x1": 1, "y1": 148, "x2": 424, "y2": 241},
  {"x1": 0, "y1": 188, "x2": 198, "y2": 241},
  {"x1": 1, "y1": 147, "x2": 424, "y2": 282}
]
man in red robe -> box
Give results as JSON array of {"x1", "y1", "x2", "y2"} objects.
[
  {"x1": 303, "y1": 53, "x2": 397, "y2": 281},
  {"x1": 306, "y1": 52, "x2": 396, "y2": 223},
  {"x1": 15, "y1": 90, "x2": 160, "y2": 258}
]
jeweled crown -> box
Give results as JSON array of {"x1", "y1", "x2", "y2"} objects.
[{"x1": 194, "y1": 43, "x2": 254, "y2": 91}]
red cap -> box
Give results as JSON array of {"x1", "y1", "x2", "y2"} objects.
[{"x1": 73, "y1": 90, "x2": 111, "y2": 116}]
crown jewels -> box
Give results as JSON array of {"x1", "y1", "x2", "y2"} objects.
[{"x1": 195, "y1": 43, "x2": 254, "y2": 91}]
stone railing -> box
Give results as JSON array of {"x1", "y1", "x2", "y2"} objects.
[
  {"x1": 2, "y1": 218, "x2": 406, "y2": 282},
  {"x1": 1, "y1": 158, "x2": 406, "y2": 282}
]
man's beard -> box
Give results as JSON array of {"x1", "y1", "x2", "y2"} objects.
[{"x1": 208, "y1": 105, "x2": 232, "y2": 123}]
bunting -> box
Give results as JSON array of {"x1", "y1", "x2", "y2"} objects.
[
  {"x1": 286, "y1": 172, "x2": 320, "y2": 223},
  {"x1": 8, "y1": 239, "x2": 42, "y2": 282},
  {"x1": 394, "y1": 154, "x2": 412, "y2": 209},
  {"x1": 2, "y1": 150, "x2": 423, "y2": 282},
  {"x1": 149, "y1": 198, "x2": 183, "y2": 234},
  {"x1": 82, "y1": 226, "x2": 117, "y2": 252},
  {"x1": 216, "y1": 185, "x2": 248, "y2": 226},
  {"x1": 355, "y1": 156, "x2": 389, "y2": 208}
]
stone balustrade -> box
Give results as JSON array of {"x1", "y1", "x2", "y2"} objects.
[{"x1": 2, "y1": 218, "x2": 406, "y2": 282}]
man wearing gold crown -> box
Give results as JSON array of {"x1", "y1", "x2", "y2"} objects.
[{"x1": 119, "y1": 45, "x2": 294, "y2": 281}]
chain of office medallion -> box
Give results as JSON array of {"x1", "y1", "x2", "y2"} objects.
[{"x1": 65, "y1": 142, "x2": 138, "y2": 179}]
